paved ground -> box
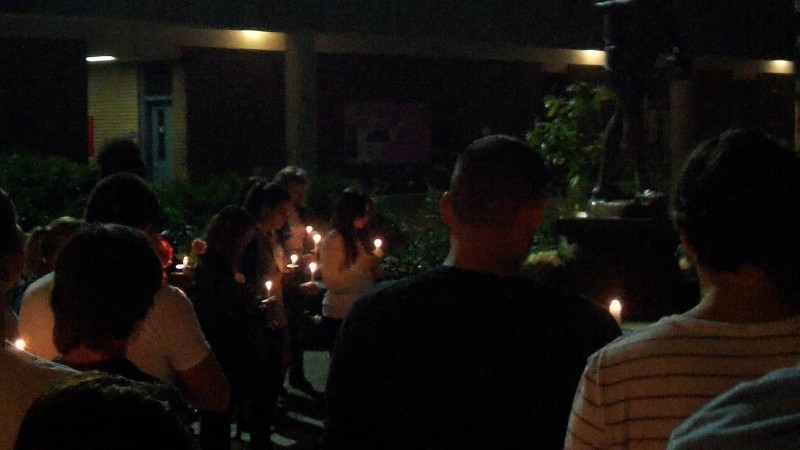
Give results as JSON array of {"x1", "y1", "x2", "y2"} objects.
[{"x1": 228, "y1": 351, "x2": 330, "y2": 449}]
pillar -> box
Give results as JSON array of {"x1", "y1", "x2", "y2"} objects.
[{"x1": 284, "y1": 31, "x2": 318, "y2": 169}]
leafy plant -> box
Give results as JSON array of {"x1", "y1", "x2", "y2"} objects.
[
  {"x1": 526, "y1": 83, "x2": 616, "y2": 203},
  {"x1": 0, "y1": 152, "x2": 97, "y2": 230}
]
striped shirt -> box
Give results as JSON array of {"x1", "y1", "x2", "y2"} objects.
[{"x1": 565, "y1": 314, "x2": 800, "y2": 450}]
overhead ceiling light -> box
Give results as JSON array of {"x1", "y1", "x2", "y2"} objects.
[{"x1": 86, "y1": 55, "x2": 117, "y2": 63}]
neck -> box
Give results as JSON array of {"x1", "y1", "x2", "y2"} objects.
[
  {"x1": 443, "y1": 230, "x2": 523, "y2": 277},
  {"x1": 685, "y1": 265, "x2": 800, "y2": 323},
  {"x1": 60, "y1": 342, "x2": 125, "y2": 366}
]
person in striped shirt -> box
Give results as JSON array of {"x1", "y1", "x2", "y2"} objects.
[{"x1": 565, "y1": 129, "x2": 800, "y2": 449}]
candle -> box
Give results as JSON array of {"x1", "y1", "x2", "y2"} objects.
[
  {"x1": 309, "y1": 261, "x2": 317, "y2": 281},
  {"x1": 306, "y1": 225, "x2": 313, "y2": 235},
  {"x1": 13, "y1": 338, "x2": 26, "y2": 351},
  {"x1": 312, "y1": 232, "x2": 322, "y2": 252},
  {"x1": 183, "y1": 256, "x2": 189, "y2": 266},
  {"x1": 373, "y1": 238, "x2": 383, "y2": 250},
  {"x1": 288, "y1": 253, "x2": 299, "y2": 268},
  {"x1": 265, "y1": 280, "x2": 273, "y2": 298},
  {"x1": 609, "y1": 299, "x2": 623, "y2": 325}
]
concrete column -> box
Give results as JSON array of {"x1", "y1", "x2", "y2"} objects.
[
  {"x1": 795, "y1": 1, "x2": 800, "y2": 152},
  {"x1": 285, "y1": 31, "x2": 318, "y2": 169},
  {"x1": 669, "y1": 79, "x2": 693, "y2": 184}
]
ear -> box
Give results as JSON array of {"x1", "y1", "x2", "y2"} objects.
[{"x1": 440, "y1": 191, "x2": 455, "y2": 226}]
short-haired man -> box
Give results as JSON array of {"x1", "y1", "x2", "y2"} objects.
[
  {"x1": 566, "y1": 130, "x2": 800, "y2": 449},
  {"x1": 18, "y1": 173, "x2": 229, "y2": 412},
  {"x1": 322, "y1": 135, "x2": 621, "y2": 449}
]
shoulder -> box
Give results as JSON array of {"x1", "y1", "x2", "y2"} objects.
[{"x1": 21, "y1": 272, "x2": 55, "y2": 304}]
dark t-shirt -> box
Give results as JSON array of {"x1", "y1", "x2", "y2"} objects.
[{"x1": 323, "y1": 265, "x2": 620, "y2": 450}]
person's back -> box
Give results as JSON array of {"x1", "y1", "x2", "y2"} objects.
[
  {"x1": 566, "y1": 130, "x2": 800, "y2": 449},
  {"x1": 323, "y1": 135, "x2": 621, "y2": 449},
  {"x1": 326, "y1": 266, "x2": 618, "y2": 449}
]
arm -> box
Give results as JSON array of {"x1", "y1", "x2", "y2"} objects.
[
  {"x1": 174, "y1": 353, "x2": 231, "y2": 412},
  {"x1": 564, "y1": 353, "x2": 611, "y2": 449}
]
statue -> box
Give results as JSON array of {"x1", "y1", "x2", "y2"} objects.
[{"x1": 592, "y1": 0, "x2": 686, "y2": 208}]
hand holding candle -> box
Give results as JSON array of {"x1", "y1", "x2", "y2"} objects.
[{"x1": 288, "y1": 253, "x2": 299, "y2": 268}]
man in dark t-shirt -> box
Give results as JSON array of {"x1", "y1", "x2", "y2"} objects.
[{"x1": 322, "y1": 135, "x2": 620, "y2": 449}]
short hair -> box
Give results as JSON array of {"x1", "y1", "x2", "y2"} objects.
[
  {"x1": 449, "y1": 135, "x2": 550, "y2": 225},
  {"x1": 24, "y1": 217, "x2": 83, "y2": 279},
  {"x1": 672, "y1": 129, "x2": 800, "y2": 283},
  {"x1": 96, "y1": 138, "x2": 147, "y2": 179},
  {"x1": 84, "y1": 173, "x2": 160, "y2": 230},
  {"x1": 15, "y1": 372, "x2": 196, "y2": 450},
  {"x1": 273, "y1": 166, "x2": 309, "y2": 187},
  {"x1": 51, "y1": 224, "x2": 163, "y2": 355},
  {"x1": 241, "y1": 182, "x2": 291, "y2": 221}
]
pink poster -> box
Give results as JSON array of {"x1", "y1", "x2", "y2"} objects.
[{"x1": 343, "y1": 102, "x2": 431, "y2": 164}]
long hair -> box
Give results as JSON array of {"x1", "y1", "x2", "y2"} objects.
[
  {"x1": 329, "y1": 188, "x2": 373, "y2": 266},
  {"x1": 203, "y1": 206, "x2": 255, "y2": 270}
]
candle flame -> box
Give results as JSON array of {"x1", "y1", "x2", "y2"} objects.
[
  {"x1": 290, "y1": 254, "x2": 299, "y2": 264},
  {"x1": 182, "y1": 256, "x2": 189, "y2": 265},
  {"x1": 312, "y1": 233, "x2": 322, "y2": 244},
  {"x1": 306, "y1": 225, "x2": 313, "y2": 234},
  {"x1": 265, "y1": 280, "x2": 273, "y2": 291},
  {"x1": 374, "y1": 238, "x2": 383, "y2": 249},
  {"x1": 309, "y1": 262, "x2": 317, "y2": 273},
  {"x1": 13, "y1": 338, "x2": 26, "y2": 351}
]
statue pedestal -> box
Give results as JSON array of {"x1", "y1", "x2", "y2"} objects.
[{"x1": 557, "y1": 217, "x2": 696, "y2": 321}]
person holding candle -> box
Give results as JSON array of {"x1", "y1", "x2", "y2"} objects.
[
  {"x1": 566, "y1": 130, "x2": 800, "y2": 449},
  {"x1": 319, "y1": 188, "x2": 382, "y2": 351},
  {"x1": 189, "y1": 205, "x2": 277, "y2": 450},
  {"x1": 322, "y1": 136, "x2": 620, "y2": 450}
]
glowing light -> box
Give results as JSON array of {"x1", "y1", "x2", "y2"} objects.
[
  {"x1": 265, "y1": 280, "x2": 273, "y2": 297},
  {"x1": 13, "y1": 339, "x2": 26, "y2": 351},
  {"x1": 763, "y1": 59, "x2": 794, "y2": 74},
  {"x1": 576, "y1": 49, "x2": 606, "y2": 66},
  {"x1": 309, "y1": 262, "x2": 318, "y2": 281},
  {"x1": 86, "y1": 56, "x2": 116, "y2": 63},
  {"x1": 373, "y1": 238, "x2": 383, "y2": 249},
  {"x1": 575, "y1": 211, "x2": 589, "y2": 219},
  {"x1": 306, "y1": 225, "x2": 313, "y2": 235},
  {"x1": 609, "y1": 299, "x2": 623, "y2": 325},
  {"x1": 312, "y1": 233, "x2": 322, "y2": 245}
]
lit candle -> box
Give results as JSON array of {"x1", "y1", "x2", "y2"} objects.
[
  {"x1": 288, "y1": 253, "x2": 299, "y2": 268},
  {"x1": 265, "y1": 280, "x2": 273, "y2": 298},
  {"x1": 13, "y1": 338, "x2": 25, "y2": 351},
  {"x1": 609, "y1": 299, "x2": 623, "y2": 325},
  {"x1": 306, "y1": 225, "x2": 313, "y2": 235},
  {"x1": 312, "y1": 232, "x2": 322, "y2": 252},
  {"x1": 183, "y1": 256, "x2": 189, "y2": 266},
  {"x1": 309, "y1": 261, "x2": 317, "y2": 281},
  {"x1": 373, "y1": 238, "x2": 383, "y2": 250}
]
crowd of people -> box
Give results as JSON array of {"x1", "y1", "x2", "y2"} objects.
[{"x1": 1, "y1": 129, "x2": 799, "y2": 450}]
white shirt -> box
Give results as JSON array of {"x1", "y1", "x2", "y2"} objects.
[{"x1": 18, "y1": 272, "x2": 211, "y2": 380}]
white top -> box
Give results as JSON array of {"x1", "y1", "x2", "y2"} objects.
[
  {"x1": 18, "y1": 272, "x2": 211, "y2": 380},
  {"x1": 320, "y1": 231, "x2": 375, "y2": 320},
  {"x1": 565, "y1": 314, "x2": 800, "y2": 450},
  {"x1": 0, "y1": 343, "x2": 76, "y2": 450}
]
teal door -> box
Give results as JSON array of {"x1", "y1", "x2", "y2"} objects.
[{"x1": 146, "y1": 99, "x2": 173, "y2": 182}]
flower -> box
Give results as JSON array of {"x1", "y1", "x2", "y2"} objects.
[{"x1": 192, "y1": 238, "x2": 207, "y2": 255}]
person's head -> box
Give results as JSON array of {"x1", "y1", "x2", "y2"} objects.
[
  {"x1": 24, "y1": 217, "x2": 82, "y2": 280},
  {"x1": 0, "y1": 189, "x2": 24, "y2": 300},
  {"x1": 242, "y1": 182, "x2": 292, "y2": 232},
  {"x1": 96, "y1": 138, "x2": 147, "y2": 179},
  {"x1": 204, "y1": 206, "x2": 256, "y2": 268},
  {"x1": 236, "y1": 176, "x2": 268, "y2": 208},
  {"x1": 84, "y1": 173, "x2": 160, "y2": 232},
  {"x1": 672, "y1": 129, "x2": 800, "y2": 290},
  {"x1": 51, "y1": 224, "x2": 163, "y2": 357},
  {"x1": 15, "y1": 372, "x2": 197, "y2": 450},
  {"x1": 273, "y1": 166, "x2": 309, "y2": 207},
  {"x1": 441, "y1": 135, "x2": 549, "y2": 265}
]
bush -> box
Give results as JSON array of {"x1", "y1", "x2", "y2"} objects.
[{"x1": 0, "y1": 152, "x2": 97, "y2": 230}]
